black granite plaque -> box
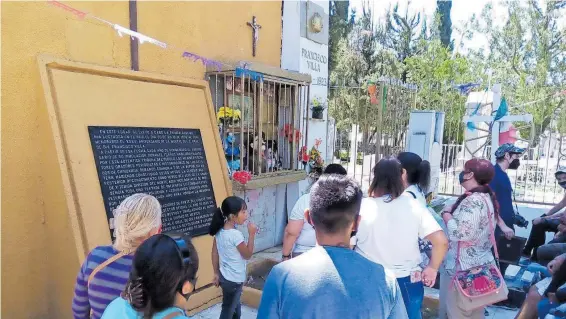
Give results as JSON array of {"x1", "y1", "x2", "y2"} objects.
[{"x1": 88, "y1": 126, "x2": 217, "y2": 236}]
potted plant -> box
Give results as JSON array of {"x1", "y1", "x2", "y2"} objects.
[{"x1": 311, "y1": 98, "x2": 326, "y2": 120}]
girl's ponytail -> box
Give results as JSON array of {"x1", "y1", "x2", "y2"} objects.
[
  {"x1": 208, "y1": 196, "x2": 248, "y2": 236},
  {"x1": 208, "y1": 208, "x2": 225, "y2": 236}
]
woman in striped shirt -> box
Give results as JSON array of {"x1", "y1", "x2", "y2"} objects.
[{"x1": 72, "y1": 193, "x2": 163, "y2": 319}]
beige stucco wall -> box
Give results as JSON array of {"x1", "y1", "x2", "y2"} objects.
[{"x1": 1, "y1": 1, "x2": 282, "y2": 317}]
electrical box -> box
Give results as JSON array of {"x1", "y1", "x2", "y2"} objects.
[{"x1": 406, "y1": 111, "x2": 445, "y2": 194}]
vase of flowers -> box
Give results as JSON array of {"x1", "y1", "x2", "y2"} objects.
[
  {"x1": 308, "y1": 138, "x2": 324, "y2": 171},
  {"x1": 311, "y1": 98, "x2": 326, "y2": 120}
]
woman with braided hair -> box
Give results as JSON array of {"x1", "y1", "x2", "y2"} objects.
[
  {"x1": 439, "y1": 158, "x2": 509, "y2": 318},
  {"x1": 72, "y1": 193, "x2": 162, "y2": 319},
  {"x1": 102, "y1": 233, "x2": 199, "y2": 319}
]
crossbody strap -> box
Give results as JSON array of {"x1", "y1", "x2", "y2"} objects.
[{"x1": 87, "y1": 251, "x2": 129, "y2": 287}]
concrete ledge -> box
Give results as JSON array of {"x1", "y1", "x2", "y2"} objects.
[
  {"x1": 186, "y1": 286, "x2": 222, "y2": 315},
  {"x1": 423, "y1": 287, "x2": 440, "y2": 309},
  {"x1": 232, "y1": 171, "x2": 306, "y2": 191},
  {"x1": 242, "y1": 286, "x2": 263, "y2": 309}
]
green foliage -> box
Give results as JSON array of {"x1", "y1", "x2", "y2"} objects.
[
  {"x1": 328, "y1": 0, "x2": 566, "y2": 145},
  {"x1": 436, "y1": 0, "x2": 453, "y2": 50},
  {"x1": 466, "y1": 0, "x2": 566, "y2": 144}
]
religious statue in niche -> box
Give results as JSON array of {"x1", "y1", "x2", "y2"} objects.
[
  {"x1": 247, "y1": 16, "x2": 261, "y2": 57},
  {"x1": 309, "y1": 12, "x2": 323, "y2": 33}
]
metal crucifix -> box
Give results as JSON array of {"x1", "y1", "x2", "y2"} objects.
[{"x1": 247, "y1": 16, "x2": 261, "y2": 57}]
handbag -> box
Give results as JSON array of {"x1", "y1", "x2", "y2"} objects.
[{"x1": 453, "y1": 196, "x2": 509, "y2": 311}]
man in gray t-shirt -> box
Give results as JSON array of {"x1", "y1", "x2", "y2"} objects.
[{"x1": 258, "y1": 175, "x2": 408, "y2": 319}]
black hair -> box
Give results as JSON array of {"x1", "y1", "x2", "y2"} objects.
[
  {"x1": 208, "y1": 196, "x2": 247, "y2": 236},
  {"x1": 123, "y1": 234, "x2": 199, "y2": 319},
  {"x1": 397, "y1": 152, "x2": 431, "y2": 192},
  {"x1": 309, "y1": 174, "x2": 362, "y2": 234},
  {"x1": 323, "y1": 163, "x2": 348, "y2": 175},
  {"x1": 368, "y1": 157, "x2": 405, "y2": 201}
]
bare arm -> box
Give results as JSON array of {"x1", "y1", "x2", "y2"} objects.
[
  {"x1": 424, "y1": 230, "x2": 448, "y2": 271},
  {"x1": 282, "y1": 220, "x2": 304, "y2": 258},
  {"x1": 237, "y1": 232, "x2": 256, "y2": 260},
  {"x1": 212, "y1": 237, "x2": 220, "y2": 274},
  {"x1": 546, "y1": 194, "x2": 566, "y2": 217},
  {"x1": 497, "y1": 215, "x2": 514, "y2": 239}
]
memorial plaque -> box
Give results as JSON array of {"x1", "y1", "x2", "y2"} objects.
[{"x1": 88, "y1": 126, "x2": 217, "y2": 236}]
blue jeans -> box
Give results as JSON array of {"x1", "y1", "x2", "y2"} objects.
[
  {"x1": 219, "y1": 274, "x2": 243, "y2": 319},
  {"x1": 538, "y1": 298, "x2": 556, "y2": 319},
  {"x1": 397, "y1": 276, "x2": 424, "y2": 319}
]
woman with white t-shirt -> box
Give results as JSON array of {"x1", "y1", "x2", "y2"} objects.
[
  {"x1": 354, "y1": 157, "x2": 448, "y2": 319},
  {"x1": 281, "y1": 164, "x2": 348, "y2": 260},
  {"x1": 209, "y1": 196, "x2": 258, "y2": 319}
]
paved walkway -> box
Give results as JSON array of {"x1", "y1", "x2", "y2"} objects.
[{"x1": 192, "y1": 304, "x2": 258, "y2": 319}]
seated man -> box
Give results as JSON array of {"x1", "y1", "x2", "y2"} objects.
[
  {"x1": 516, "y1": 254, "x2": 566, "y2": 319},
  {"x1": 537, "y1": 259, "x2": 566, "y2": 319},
  {"x1": 281, "y1": 164, "x2": 347, "y2": 260},
  {"x1": 258, "y1": 175, "x2": 407, "y2": 319},
  {"x1": 524, "y1": 167, "x2": 566, "y2": 259}
]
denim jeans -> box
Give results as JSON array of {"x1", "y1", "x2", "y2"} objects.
[
  {"x1": 219, "y1": 274, "x2": 243, "y2": 319},
  {"x1": 397, "y1": 275, "x2": 424, "y2": 319}
]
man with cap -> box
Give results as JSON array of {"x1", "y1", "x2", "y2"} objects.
[
  {"x1": 523, "y1": 166, "x2": 566, "y2": 260},
  {"x1": 489, "y1": 143, "x2": 525, "y2": 275}
]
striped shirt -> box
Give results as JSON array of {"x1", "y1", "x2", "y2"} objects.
[{"x1": 72, "y1": 245, "x2": 133, "y2": 319}]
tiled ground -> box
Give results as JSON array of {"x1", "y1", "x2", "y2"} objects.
[
  {"x1": 192, "y1": 304, "x2": 257, "y2": 319},
  {"x1": 424, "y1": 287, "x2": 518, "y2": 319},
  {"x1": 190, "y1": 302, "x2": 518, "y2": 319}
]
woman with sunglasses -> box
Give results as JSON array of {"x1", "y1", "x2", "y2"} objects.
[{"x1": 101, "y1": 233, "x2": 199, "y2": 319}]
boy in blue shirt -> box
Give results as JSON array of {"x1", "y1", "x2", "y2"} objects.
[{"x1": 258, "y1": 175, "x2": 407, "y2": 319}]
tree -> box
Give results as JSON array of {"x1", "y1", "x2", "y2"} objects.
[
  {"x1": 381, "y1": 3, "x2": 424, "y2": 82},
  {"x1": 329, "y1": 1, "x2": 403, "y2": 148},
  {"x1": 329, "y1": 1, "x2": 355, "y2": 74},
  {"x1": 436, "y1": 0, "x2": 453, "y2": 50},
  {"x1": 467, "y1": 0, "x2": 566, "y2": 146},
  {"x1": 405, "y1": 39, "x2": 472, "y2": 144}
]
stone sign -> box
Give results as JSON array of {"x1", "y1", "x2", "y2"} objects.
[{"x1": 88, "y1": 126, "x2": 216, "y2": 236}]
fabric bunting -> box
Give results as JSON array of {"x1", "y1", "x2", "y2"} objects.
[
  {"x1": 47, "y1": 0, "x2": 229, "y2": 72},
  {"x1": 113, "y1": 24, "x2": 167, "y2": 48},
  {"x1": 235, "y1": 67, "x2": 264, "y2": 82},
  {"x1": 182, "y1": 52, "x2": 222, "y2": 71},
  {"x1": 48, "y1": 0, "x2": 87, "y2": 19},
  {"x1": 454, "y1": 82, "x2": 481, "y2": 96}
]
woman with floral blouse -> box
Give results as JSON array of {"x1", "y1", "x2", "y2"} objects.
[{"x1": 439, "y1": 158, "x2": 510, "y2": 318}]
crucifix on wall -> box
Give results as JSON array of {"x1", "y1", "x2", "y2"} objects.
[{"x1": 247, "y1": 16, "x2": 261, "y2": 57}]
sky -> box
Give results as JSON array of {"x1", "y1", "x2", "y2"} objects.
[{"x1": 348, "y1": 0, "x2": 508, "y2": 53}]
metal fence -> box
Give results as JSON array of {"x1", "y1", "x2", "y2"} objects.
[
  {"x1": 330, "y1": 81, "x2": 565, "y2": 205},
  {"x1": 206, "y1": 70, "x2": 310, "y2": 177},
  {"x1": 329, "y1": 82, "x2": 416, "y2": 194},
  {"x1": 438, "y1": 139, "x2": 566, "y2": 205}
]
